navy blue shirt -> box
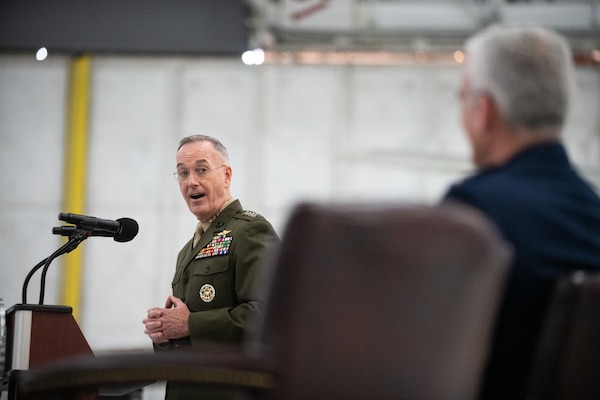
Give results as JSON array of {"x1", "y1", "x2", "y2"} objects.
[{"x1": 443, "y1": 142, "x2": 600, "y2": 398}]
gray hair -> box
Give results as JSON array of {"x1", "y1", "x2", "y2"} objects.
[
  {"x1": 177, "y1": 135, "x2": 230, "y2": 162},
  {"x1": 464, "y1": 24, "x2": 574, "y2": 136}
]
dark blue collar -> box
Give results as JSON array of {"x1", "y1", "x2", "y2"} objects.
[{"x1": 481, "y1": 142, "x2": 569, "y2": 174}]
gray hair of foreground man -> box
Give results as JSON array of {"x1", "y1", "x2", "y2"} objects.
[{"x1": 464, "y1": 25, "x2": 574, "y2": 137}]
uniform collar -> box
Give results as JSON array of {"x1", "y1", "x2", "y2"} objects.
[{"x1": 199, "y1": 198, "x2": 237, "y2": 233}]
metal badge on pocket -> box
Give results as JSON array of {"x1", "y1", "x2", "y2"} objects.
[{"x1": 200, "y1": 284, "x2": 216, "y2": 302}]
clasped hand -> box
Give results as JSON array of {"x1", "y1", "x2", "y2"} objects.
[{"x1": 143, "y1": 295, "x2": 191, "y2": 344}]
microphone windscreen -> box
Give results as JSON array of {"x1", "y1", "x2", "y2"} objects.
[{"x1": 115, "y1": 218, "x2": 139, "y2": 242}]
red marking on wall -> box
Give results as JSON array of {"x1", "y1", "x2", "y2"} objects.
[{"x1": 290, "y1": 0, "x2": 332, "y2": 21}]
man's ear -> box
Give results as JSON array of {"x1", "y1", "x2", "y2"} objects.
[
  {"x1": 479, "y1": 93, "x2": 501, "y2": 132},
  {"x1": 468, "y1": 93, "x2": 499, "y2": 155},
  {"x1": 224, "y1": 165, "x2": 233, "y2": 189}
]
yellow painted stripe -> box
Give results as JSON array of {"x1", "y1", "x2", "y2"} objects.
[{"x1": 60, "y1": 55, "x2": 91, "y2": 321}]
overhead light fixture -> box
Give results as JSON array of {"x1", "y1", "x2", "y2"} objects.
[
  {"x1": 35, "y1": 47, "x2": 48, "y2": 61},
  {"x1": 242, "y1": 48, "x2": 265, "y2": 66}
]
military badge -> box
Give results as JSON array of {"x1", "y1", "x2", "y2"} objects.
[
  {"x1": 200, "y1": 284, "x2": 216, "y2": 302},
  {"x1": 195, "y1": 230, "x2": 233, "y2": 259}
]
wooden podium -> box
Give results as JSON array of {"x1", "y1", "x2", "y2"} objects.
[
  {"x1": 3, "y1": 304, "x2": 95, "y2": 400},
  {"x1": 2, "y1": 304, "x2": 149, "y2": 399}
]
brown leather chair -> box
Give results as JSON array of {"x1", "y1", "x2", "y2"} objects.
[
  {"x1": 16, "y1": 202, "x2": 512, "y2": 400},
  {"x1": 526, "y1": 271, "x2": 600, "y2": 400}
]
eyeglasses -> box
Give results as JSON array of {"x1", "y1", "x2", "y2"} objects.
[{"x1": 173, "y1": 165, "x2": 227, "y2": 182}]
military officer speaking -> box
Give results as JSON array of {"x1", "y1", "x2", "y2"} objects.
[{"x1": 143, "y1": 135, "x2": 279, "y2": 399}]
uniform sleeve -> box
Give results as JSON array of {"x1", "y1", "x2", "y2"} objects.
[{"x1": 187, "y1": 218, "x2": 279, "y2": 346}]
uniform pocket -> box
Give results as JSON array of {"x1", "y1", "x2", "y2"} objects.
[
  {"x1": 186, "y1": 256, "x2": 234, "y2": 310},
  {"x1": 192, "y1": 258, "x2": 229, "y2": 276}
]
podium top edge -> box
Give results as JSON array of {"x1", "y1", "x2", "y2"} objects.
[{"x1": 6, "y1": 304, "x2": 73, "y2": 314}]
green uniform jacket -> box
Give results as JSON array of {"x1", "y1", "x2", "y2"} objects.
[
  {"x1": 159, "y1": 200, "x2": 279, "y2": 399},
  {"x1": 168, "y1": 200, "x2": 279, "y2": 348}
]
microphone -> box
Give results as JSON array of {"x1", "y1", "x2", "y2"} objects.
[
  {"x1": 22, "y1": 213, "x2": 139, "y2": 305},
  {"x1": 52, "y1": 223, "x2": 137, "y2": 242},
  {"x1": 57, "y1": 213, "x2": 139, "y2": 243}
]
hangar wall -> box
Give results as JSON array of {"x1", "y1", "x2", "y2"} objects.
[{"x1": 1, "y1": 50, "x2": 599, "y2": 398}]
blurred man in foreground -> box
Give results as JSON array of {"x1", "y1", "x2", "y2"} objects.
[{"x1": 443, "y1": 25, "x2": 600, "y2": 399}]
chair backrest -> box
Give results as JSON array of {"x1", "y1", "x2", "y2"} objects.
[
  {"x1": 526, "y1": 271, "x2": 600, "y2": 400},
  {"x1": 248, "y1": 202, "x2": 512, "y2": 400}
]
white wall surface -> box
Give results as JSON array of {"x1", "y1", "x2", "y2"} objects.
[{"x1": 1, "y1": 53, "x2": 599, "y2": 399}]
